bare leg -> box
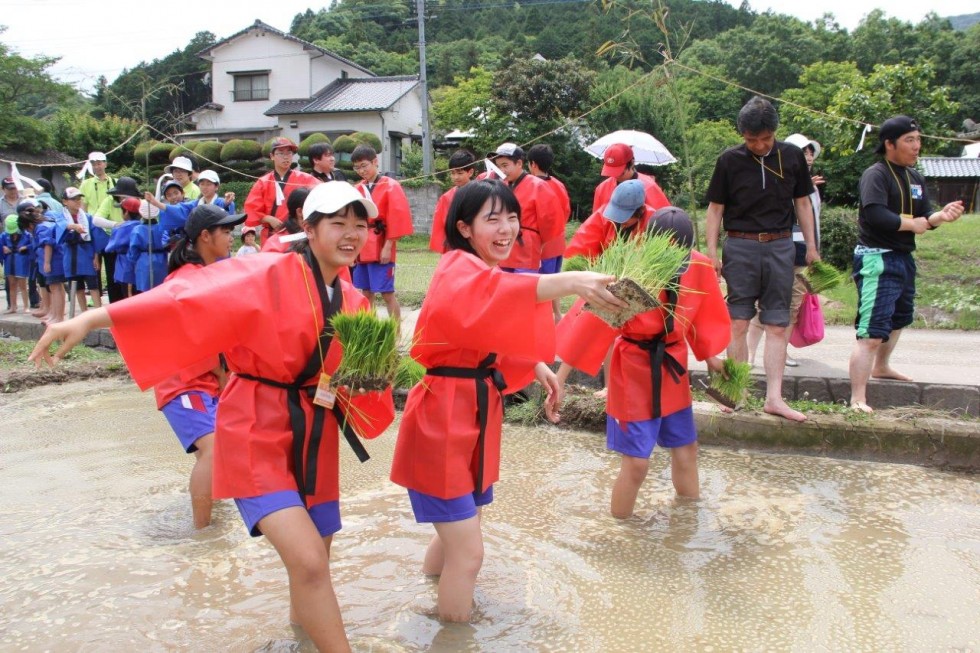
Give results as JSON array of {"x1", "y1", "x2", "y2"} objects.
[
  {"x1": 849, "y1": 337, "x2": 881, "y2": 412},
  {"x1": 258, "y1": 507, "x2": 351, "y2": 653},
  {"x1": 746, "y1": 317, "x2": 764, "y2": 366},
  {"x1": 381, "y1": 291, "x2": 401, "y2": 323},
  {"x1": 17, "y1": 278, "x2": 29, "y2": 312},
  {"x1": 360, "y1": 289, "x2": 373, "y2": 303},
  {"x1": 669, "y1": 442, "x2": 699, "y2": 499},
  {"x1": 611, "y1": 455, "x2": 650, "y2": 519},
  {"x1": 31, "y1": 287, "x2": 49, "y2": 317},
  {"x1": 761, "y1": 324, "x2": 806, "y2": 422},
  {"x1": 189, "y1": 433, "x2": 214, "y2": 529},
  {"x1": 551, "y1": 298, "x2": 562, "y2": 324},
  {"x1": 46, "y1": 284, "x2": 66, "y2": 323},
  {"x1": 432, "y1": 515, "x2": 484, "y2": 622},
  {"x1": 75, "y1": 289, "x2": 88, "y2": 313},
  {"x1": 595, "y1": 345, "x2": 614, "y2": 398},
  {"x1": 89, "y1": 289, "x2": 102, "y2": 309},
  {"x1": 871, "y1": 329, "x2": 911, "y2": 380},
  {"x1": 728, "y1": 318, "x2": 749, "y2": 363}
]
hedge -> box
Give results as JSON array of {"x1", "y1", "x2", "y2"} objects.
[
  {"x1": 221, "y1": 139, "x2": 263, "y2": 162},
  {"x1": 147, "y1": 141, "x2": 176, "y2": 165},
  {"x1": 332, "y1": 135, "x2": 357, "y2": 154},
  {"x1": 195, "y1": 141, "x2": 224, "y2": 167},
  {"x1": 299, "y1": 133, "x2": 330, "y2": 157},
  {"x1": 350, "y1": 131, "x2": 382, "y2": 152},
  {"x1": 818, "y1": 206, "x2": 859, "y2": 272},
  {"x1": 133, "y1": 140, "x2": 159, "y2": 163}
]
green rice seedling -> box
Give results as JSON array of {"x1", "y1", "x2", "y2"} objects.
[
  {"x1": 561, "y1": 255, "x2": 591, "y2": 272},
  {"x1": 805, "y1": 260, "x2": 848, "y2": 294},
  {"x1": 393, "y1": 354, "x2": 426, "y2": 390},
  {"x1": 580, "y1": 232, "x2": 690, "y2": 327},
  {"x1": 331, "y1": 310, "x2": 400, "y2": 391},
  {"x1": 706, "y1": 358, "x2": 753, "y2": 408}
]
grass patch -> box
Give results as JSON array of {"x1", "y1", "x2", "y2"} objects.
[{"x1": 0, "y1": 339, "x2": 120, "y2": 368}]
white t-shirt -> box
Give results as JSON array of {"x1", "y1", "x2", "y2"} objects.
[{"x1": 236, "y1": 245, "x2": 259, "y2": 257}]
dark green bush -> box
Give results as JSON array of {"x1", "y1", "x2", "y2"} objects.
[
  {"x1": 133, "y1": 140, "x2": 158, "y2": 163},
  {"x1": 819, "y1": 207, "x2": 859, "y2": 272},
  {"x1": 147, "y1": 141, "x2": 176, "y2": 165},
  {"x1": 195, "y1": 141, "x2": 224, "y2": 167},
  {"x1": 350, "y1": 131, "x2": 382, "y2": 152},
  {"x1": 299, "y1": 133, "x2": 330, "y2": 157},
  {"x1": 332, "y1": 135, "x2": 357, "y2": 154},
  {"x1": 220, "y1": 181, "x2": 254, "y2": 204},
  {"x1": 221, "y1": 139, "x2": 263, "y2": 162}
]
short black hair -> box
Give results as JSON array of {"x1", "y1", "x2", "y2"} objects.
[
  {"x1": 307, "y1": 142, "x2": 335, "y2": 163},
  {"x1": 444, "y1": 179, "x2": 521, "y2": 256},
  {"x1": 35, "y1": 178, "x2": 54, "y2": 194},
  {"x1": 737, "y1": 96, "x2": 779, "y2": 135},
  {"x1": 350, "y1": 144, "x2": 377, "y2": 163},
  {"x1": 448, "y1": 149, "x2": 477, "y2": 171},
  {"x1": 526, "y1": 144, "x2": 554, "y2": 173}
]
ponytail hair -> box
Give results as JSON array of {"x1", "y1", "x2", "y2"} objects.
[{"x1": 167, "y1": 234, "x2": 205, "y2": 273}]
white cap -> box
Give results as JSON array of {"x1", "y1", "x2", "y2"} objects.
[
  {"x1": 784, "y1": 133, "x2": 821, "y2": 159},
  {"x1": 87, "y1": 151, "x2": 107, "y2": 162},
  {"x1": 197, "y1": 170, "x2": 220, "y2": 185},
  {"x1": 166, "y1": 156, "x2": 195, "y2": 173},
  {"x1": 303, "y1": 181, "x2": 378, "y2": 220},
  {"x1": 139, "y1": 200, "x2": 160, "y2": 220}
]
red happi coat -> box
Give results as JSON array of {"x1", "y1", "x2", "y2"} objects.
[
  {"x1": 243, "y1": 169, "x2": 319, "y2": 228},
  {"x1": 391, "y1": 250, "x2": 555, "y2": 498},
  {"x1": 151, "y1": 264, "x2": 222, "y2": 409},
  {"x1": 540, "y1": 175, "x2": 571, "y2": 259},
  {"x1": 428, "y1": 186, "x2": 458, "y2": 254},
  {"x1": 355, "y1": 175, "x2": 414, "y2": 263},
  {"x1": 500, "y1": 173, "x2": 564, "y2": 270},
  {"x1": 557, "y1": 251, "x2": 730, "y2": 421},
  {"x1": 261, "y1": 231, "x2": 352, "y2": 283},
  {"x1": 108, "y1": 253, "x2": 394, "y2": 505},
  {"x1": 591, "y1": 172, "x2": 671, "y2": 214},
  {"x1": 564, "y1": 206, "x2": 655, "y2": 260}
]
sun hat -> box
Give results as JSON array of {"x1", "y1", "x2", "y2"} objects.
[{"x1": 784, "y1": 133, "x2": 822, "y2": 159}]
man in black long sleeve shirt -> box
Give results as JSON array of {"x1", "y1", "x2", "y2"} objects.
[{"x1": 849, "y1": 116, "x2": 964, "y2": 412}]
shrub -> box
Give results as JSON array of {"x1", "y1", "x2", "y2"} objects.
[
  {"x1": 819, "y1": 207, "x2": 859, "y2": 272},
  {"x1": 147, "y1": 141, "x2": 176, "y2": 165},
  {"x1": 350, "y1": 131, "x2": 383, "y2": 152},
  {"x1": 221, "y1": 139, "x2": 263, "y2": 162},
  {"x1": 298, "y1": 132, "x2": 330, "y2": 157},
  {"x1": 332, "y1": 134, "x2": 357, "y2": 154},
  {"x1": 194, "y1": 141, "x2": 224, "y2": 166},
  {"x1": 133, "y1": 140, "x2": 159, "y2": 163},
  {"x1": 220, "y1": 181, "x2": 254, "y2": 203}
]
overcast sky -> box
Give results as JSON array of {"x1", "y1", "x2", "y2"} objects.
[{"x1": 0, "y1": 0, "x2": 971, "y2": 93}]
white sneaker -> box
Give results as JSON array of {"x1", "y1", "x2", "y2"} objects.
[{"x1": 785, "y1": 357, "x2": 799, "y2": 367}]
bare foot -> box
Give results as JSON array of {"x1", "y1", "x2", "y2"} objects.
[
  {"x1": 850, "y1": 400, "x2": 874, "y2": 414},
  {"x1": 872, "y1": 368, "x2": 912, "y2": 381},
  {"x1": 30, "y1": 309, "x2": 46, "y2": 317},
  {"x1": 593, "y1": 387, "x2": 608, "y2": 399},
  {"x1": 4, "y1": 308, "x2": 16, "y2": 314},
  {"x1": 764, "y1": 398, "x2": 807, "y2": 422}
]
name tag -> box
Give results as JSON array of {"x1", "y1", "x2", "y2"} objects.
[
  {"x1": 911, "y1": 185, "x2": 923, "y2": 200},
  {"x1": 312, "y1": 372, "x2": 336, "y2": 409}
]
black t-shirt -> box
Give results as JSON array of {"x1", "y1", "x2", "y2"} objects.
[
  {"x1": 706, "y1": 142, "x2": 813, "y2": 232},
  {"x1": 858, "y1": 160, "x2": 932, "y2": 253},
  {"x1": 312, "y1": 169, "x2": 348, "y2": 183}
]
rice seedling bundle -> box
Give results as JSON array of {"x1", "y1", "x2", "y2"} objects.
[
  {"x1": 330, "y1": 310, "x2": 400, "y2": 391},
  {"x1": 706, "y1": 358, "x2": 753, "y2": 408},
  {"x1": 393, "y1": 354, "x2": 426, "y2": 390},
  {"x1": 804, "y1": 260, "x2": 848, "y2": 295},
  {"x1": 561, "y1": 255, "x2": 590, "y2": 272},
  {"x1": 581, "y1": 232, "x2": 690, "y2": 327}
]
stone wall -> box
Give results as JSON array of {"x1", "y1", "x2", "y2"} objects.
[{"x1": 404, "y1": 184, "x2": 441, "y2": 235}]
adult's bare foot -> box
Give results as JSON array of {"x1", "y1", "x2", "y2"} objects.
[
  {"x1": 872, "y1": 368, "x2": 912, "y2": 381},
  {"x1": 850, "y1": 400, "x2": 874, "y2": 414},
  {"x1": 764, "y1": 398, "x2": 807, "y2": 422}
]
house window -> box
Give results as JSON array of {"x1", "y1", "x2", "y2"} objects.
[{"x1": 232, "y1": 73, "x2": 270, "y2": 102}]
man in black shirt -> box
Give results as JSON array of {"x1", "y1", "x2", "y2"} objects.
[
  {"x1": 705, "y1": 96, "x2": 819, "y2": 422},
  {"x1": 849, "y1": 116, "x2": 964, "y2": 413},
  {"x1": 308, "y1": 142, "x2": 348, "y2": 183}
]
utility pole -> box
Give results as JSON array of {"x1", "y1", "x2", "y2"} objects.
[{"x1": 416, "y1": 0, "x2": 433, "y2": 174}]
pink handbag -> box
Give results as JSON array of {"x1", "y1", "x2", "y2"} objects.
[{"x1": 790, "y1": 292, "x2": 825, "y2": 348}]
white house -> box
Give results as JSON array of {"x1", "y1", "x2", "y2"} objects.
[{"x1": 179, "y1": 20, "x2": 424, "y2": 174}]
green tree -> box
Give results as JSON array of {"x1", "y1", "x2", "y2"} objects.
[
  {"x1": 431, "y1": 67, "x2": 507, "y2": 152},
  {"x1": 48, "y1": 111, "x2": 143, "y2": 168}
]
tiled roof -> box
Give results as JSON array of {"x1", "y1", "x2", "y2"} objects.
[
  {"x1": 265, "y1": 76, "x2": 420, "y2": 116},
  {"x1": 0, "y1": 149, "x2": 79, "y2": 167},
  {"x1": 919, "y1": 156, "x2": 980, "y2": 178},
  {"x1": 199, "y1": 20, "x2": 375, "y2": 77}
]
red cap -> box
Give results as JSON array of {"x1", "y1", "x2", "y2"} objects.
[
  {"x1": 120, "y1": 197, "x2": 141, "y2": 214},
  {"x1": 600, "y1": 143, "x2": 634, "y2": 177},
  {"x1": 270, "y1": 137, "x2": 298, "y2": 153}
]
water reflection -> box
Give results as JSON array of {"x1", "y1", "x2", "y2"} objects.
[{"x1": 1, "y1": 380, "x2": 978, "y2": 652}]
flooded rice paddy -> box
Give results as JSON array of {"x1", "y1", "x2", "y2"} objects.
[{"x1": 1, "y1": 379, "x2": 978, "y2": 652}]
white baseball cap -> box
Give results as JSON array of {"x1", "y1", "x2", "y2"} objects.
[
  {"x1": 197, "y1": 170, "x2": 220, "y2": 185},
  {"x1": 166, "y1": 156, "x2": 195, "y2": 173},
  {"x1": 303, "y1": 181, "x2": 378, "y2": 220}
]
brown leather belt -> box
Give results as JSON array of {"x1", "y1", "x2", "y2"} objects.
[{"x1": 726, "y1": 230, "x2": 791, "y2": 242}]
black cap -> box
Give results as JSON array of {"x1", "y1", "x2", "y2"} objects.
[
  {"x1": 647, "y1": 206, "x2": 695, "y2": 249},
  {"x1": 876, "y1": 116, "x2": 919, "y2": 154},
  {"x1": 184, "y1": 204, "x2": 246, "y2": 242},
  {"x1": 16, "y1": 199, "x2": 40, "y2": 213},
  {"x1": 161, "y1": 180, "x2": 184, "y2": 195},
  {"x1": 108, "y1": 176, "x2": 140, "y2": 198}
]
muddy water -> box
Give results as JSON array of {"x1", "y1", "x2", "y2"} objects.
[{"x1": 2, "y1": 379, "x2": 978, "y2": 652}]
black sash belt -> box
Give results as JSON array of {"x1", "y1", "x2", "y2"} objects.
[
  {"x1": 426, "y1": 353, "x2": 507, "y2": 495},
  {"x1": 621, "y1": 336, "x2": 686, "y2": 419},
  {"x1": 235, "y1": 373, "x2": 369, "y2": 498}
]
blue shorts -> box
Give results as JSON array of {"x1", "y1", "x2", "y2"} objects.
[
  {"x1": 606, "y1": 406, "x2": 697, "y2": 458},
  {"x1": 853, "y1": 250, "x2": 915, "y2": 341},
  {"x1": 352, "y1": 262, "x2": 395, "y2": 293},
  {"x1": 69, "y1": 275, "x2": 100, "y2": 290},
  {"x1": 500, "y1": 267, "x2": 540, "y2": 274},
  {"x1": 235, "y1": 491, "x2": 341, "y2": 538},
  {"x1": 160, "y1": 391, "x2": 218, "y2": 453},
  {"x1": 538, "y1": 256, "x2": 563, "y2": 274},
  {"x1": 407, "y1": 486, "x2": 494, "y2": 523},
  {"x1": 45, "y1": 274, "x2": 66, "y2": 285}
]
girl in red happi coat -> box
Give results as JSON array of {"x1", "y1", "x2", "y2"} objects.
[
  {"x1": 555, "y1": 208, "x2": 731, "y2": 518},
  {"x1": 390, "y1": 179, "x2": 627, "y2": 622},
  {"x1": 32, "y1": 182, "x2": 395, "y2": 652}
]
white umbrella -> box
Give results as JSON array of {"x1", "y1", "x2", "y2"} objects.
[{"x1": 585, "y1": 130, "x2": 677, "y2": 166}]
